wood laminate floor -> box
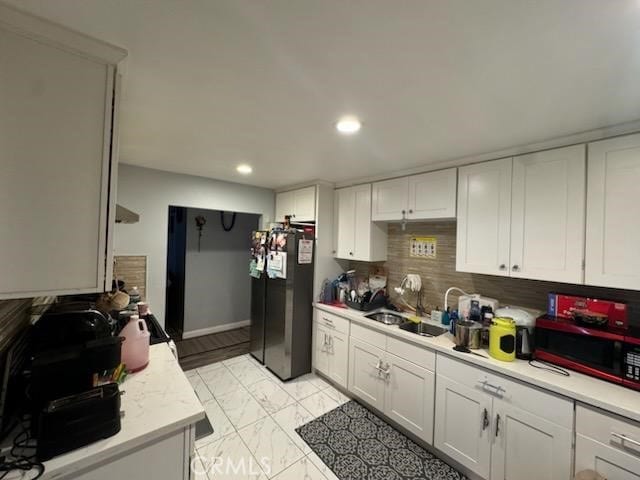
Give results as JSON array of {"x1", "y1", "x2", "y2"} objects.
[{"x1": 176, "y1": 326, "x2": 251, "y2": 370}]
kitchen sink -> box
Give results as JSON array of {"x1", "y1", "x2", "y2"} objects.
[
  {"x1": 399, "y1": 321, "x2": 448, "y2": 337},
  {"x1": 364, "y1": 311, "x2": 405, "y2": 325}
]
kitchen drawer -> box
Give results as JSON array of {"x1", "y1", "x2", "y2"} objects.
[
  {"x1": 577, "y1": 404, "x2": 640, "y2": 458},
  {"x1": 315, "y1": 310, "x2": 350, "y2": 335},
  {"x1": 436, "y1": 354, "x2": 573, "y2": 429},
  {"x1": 350, "y1": 323, "x2": 386, "y2": 350},
  {"x1": 386, "y1": 336, "x2": 435, "y2": 371}
]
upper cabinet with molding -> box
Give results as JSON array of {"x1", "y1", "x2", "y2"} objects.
[
  {"x1": 275, "y1": 186, "x2": 316, "y2": 222},
  {"x1": 372, "y1": 168, "x2": 457, "y2": 221},
  {"x1": 0, "y1": 4, "x2": 126, "y2": 299},
  {"x1": 334, "y1": 185, "x2": 387, "y2": 261},
  {"x1": 456, "y1": 145, "x2": 586, "y2": 283},
  {"x1": 586, "y1": 134, "x2": 640, "y2": 290}
]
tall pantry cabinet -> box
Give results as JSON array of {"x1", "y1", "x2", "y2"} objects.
[{"x1": 0, "y1": 4, "x2": 127, "y2": 299}]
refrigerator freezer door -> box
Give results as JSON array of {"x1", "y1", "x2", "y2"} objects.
[{"x1": 249, "y1": 275, "x2": 267, "y2": 364}]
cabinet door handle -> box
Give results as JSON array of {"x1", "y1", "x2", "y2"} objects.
[
  {"x1": 380, "y1": 363, "x2": 391, "y2": 379},
  {"x1": 611, "y1": 432, "x2": 640, "y2": 449},
  {"x1": 512, "y1": 264, "x2": 520, "y2": 271},
  {"x1": 482, "y1": 408, "x2": 490, "y2": 431},
  {"x1": 495, "y1": 413, "x2": 501, "y2": 437},
  {"x1": 349, "y1": 251, "x2": 353, "y2": 256},
  {"x1": 478, "y1": 380, "x2": 506, "y2": 397},
  {"x1": 499, "y1": 264, "x2": 506, "y2": 270},
  {"x1": 408, "y1": 209, "x2": 413, "y2": 214}
]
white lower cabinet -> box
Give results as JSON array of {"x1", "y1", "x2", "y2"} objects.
[
  {"x1": 314, "y1": 322, "x2": 349, "y2": 389},
  {"x1": 348, "y1": 327, "x2": 436, "y2": 445},
  {"x1": 575, "y1": 435, "x2": 640, "y2": 480},
  {"x1": 348, "y1": 337, "x2": 387, "y2": 411},
  {"x1": 385, "y1": 352, "x2": 435, "y2": 444},
  {"x1": 435, "y1": 355, "x2": 573, "y2": 480},
  {"x1": 434, "y1": 374, "x2": 493, "y2": 478},
  {"x1": 575, "y1": 404, "x2": 640, "y2": 479},
  {"x1": 490, "y1": 399, "x2": 573, "y2": 480},
  {"x1": 71, "y1": 427, "x2": 192, "y2": 480}
]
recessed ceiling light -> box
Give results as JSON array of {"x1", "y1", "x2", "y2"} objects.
[
  {"x1": 236, "y1": 164, "x2": 253, "y2": 174},
  {"x1": 336, "y1": 116, "x2": 362, "y2": 135}
]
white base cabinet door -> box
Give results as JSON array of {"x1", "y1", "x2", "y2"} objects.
[
  {"x1": 385, "y1": 352, "x2": 435, "y2": 444},
  {"x1": 434, "y1": 375, "x2": 492, "y2": 478},
  {"x1": 348, "y1": 338, "x2": 386, "y2": 411},
  {"x1": 490, "y1": 399, "x2": 573, "y2": 480},
  {"x1": 575, "y1": 434, "x2": 640, "y2": 480},
  {"x1": 586, "y1": 134, "x2": 640, "y2": 290},
  {"x1": 327, "y1": 330, "x2": 348, "y2": 388},
  {"x1": 314, "y1": 324, "x2": 331, "y2": 377},
  {"x1": 70, "y1": 428, "x2": 192, "y2": 480},
  {"x1": 314, "y1": 324, "x2": 348, "y2": 389}
]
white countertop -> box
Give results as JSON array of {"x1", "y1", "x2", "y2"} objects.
[
  {"x1": 6, "y1": 343, "x2": 204, "y2": 479},
  {"x1": 315, "y1": 303, "x2": 640, "y2": 424}
]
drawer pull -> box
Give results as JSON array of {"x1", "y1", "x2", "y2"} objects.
[
  {"x1": 478, "y1": 380, "x2": 506, "y2": 397},
  {"x1": 322, "y1": 317, "x2": 334, "y2": 325},
  {"x1": 611, "y1": 432, "x2": 640, "y2": 449}
]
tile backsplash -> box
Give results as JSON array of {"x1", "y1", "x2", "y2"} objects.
[{"x1": 351, "y1": 222, "x2": 640, "y2": 325}]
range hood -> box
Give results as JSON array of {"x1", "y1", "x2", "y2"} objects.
[{"x1": 115, "y1": 204, "x2": 139, "y2": 224}]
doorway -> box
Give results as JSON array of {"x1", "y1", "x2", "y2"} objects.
[
  {"x1": 165, "y1": 206, "x2": 260, "y2": 364},
  {"x1": 165, "y1": 206, "x2": 187, "y2": 338}
]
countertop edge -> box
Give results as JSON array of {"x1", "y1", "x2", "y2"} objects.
[{"x1": 314, "y1": 303, "x2": 640, "y2": 424}]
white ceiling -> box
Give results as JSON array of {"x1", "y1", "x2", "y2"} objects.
[{"x1": 6, "y1": 0, "x2": 640, "y2": 188}]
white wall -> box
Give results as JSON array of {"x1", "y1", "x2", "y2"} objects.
[
  {"x1": 114, "y1": 164, "x2": 274, "y2": 326},
  {"x1": 183, "y1": 208, "x2": 259, "y2": 335}
]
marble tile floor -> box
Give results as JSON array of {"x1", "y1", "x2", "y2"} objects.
[{"x1": 185, "y1": 354, "x2": 347, "y2": 479}]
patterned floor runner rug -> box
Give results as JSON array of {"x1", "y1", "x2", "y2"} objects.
[{"x1": 296, "y1": 400, "x2": 467, "y2": 480}]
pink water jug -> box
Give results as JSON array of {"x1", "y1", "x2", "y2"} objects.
[{"x1": 120, "y1": 315, "x2": 150, "y2": 372}]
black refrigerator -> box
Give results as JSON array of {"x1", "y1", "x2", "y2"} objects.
[{"x1": 249, "y1": 228, "x2": 315, "y2": 380}]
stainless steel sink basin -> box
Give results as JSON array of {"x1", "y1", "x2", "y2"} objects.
[
  {"x1": 364, "y1": 312, "x2": 405, "y2": 325},
  {"x1": 399, "y1": 321, "x2": 448, "y2": 337}
]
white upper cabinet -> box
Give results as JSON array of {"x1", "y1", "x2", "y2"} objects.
[
  {"x1": 0, "y1": 4, "x2": 126, "y2": 299},
  {"x1": 372, "y1": 169, "x2": 457, "y2": 221},
  {"x1": 510, "y1": 145, "x2": 586, "y2": 283},
  {"x1": 407, "y1": 168, "x2": 457, "y2": 219},
  {"x1": 274, "y1": 186, "x2": 316, "y2": 222},
  {"x1": 293, "y1": 186, "x2": 316, "y2": 221},
  {"x1": 456, "y1": 158, "x2": 513, "y2": 276},
  {"x1": 275, "y1": 191, "x2": 294, "y2": 222},
  {"x1": 457, "y1": 146, "x2": 587, "y2": 284},
  {"x1": 586, "y1": 134, "x2": 640, "y2": 290},
  {"x1": 334, "y1": 185, "x2": 387, "y2": 262},
  {"x1": 372, "y1": 177, "x2": 408, "y2": 221}
]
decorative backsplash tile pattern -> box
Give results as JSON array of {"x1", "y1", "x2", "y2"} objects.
[
  {"x1": 113, "y1": 255, "x2": 147, "y2": 300},
  {"x1": 351, "y1": 222, "x2": 640, "y2": 324}
]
